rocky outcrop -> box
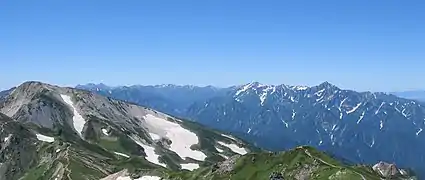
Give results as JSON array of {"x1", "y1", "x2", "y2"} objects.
[{"x1": 372, "y1": 161, "x2": 400, "y2": 178}]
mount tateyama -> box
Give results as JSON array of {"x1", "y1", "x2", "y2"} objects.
[
  {"x1": 76, "y1": 81, "x2": 425, "y2": 178},
  {"x1": 0, "y1": 81, "x2": 418, "y2": 179}
]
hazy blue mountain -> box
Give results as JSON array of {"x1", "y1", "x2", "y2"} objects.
[
  {"x1": 391, "y1": 90, "x2": 425, "y2": 102},
  {"x1": 187, "y1": 82, "x2": 425, "y2": 178},
  {"x1": 76, "y1": 83, "x2": 230, "y2": 117}
]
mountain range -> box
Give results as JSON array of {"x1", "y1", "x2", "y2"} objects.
[
  {"x1": 391, "y1": 91, "x2": 425, "y2": 102},
  {"x1": 75, "y1": 82, "x2": 425, "y2": 179}
]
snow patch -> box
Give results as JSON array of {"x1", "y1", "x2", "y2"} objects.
[
  {"x1": 293, "y1": 86, "x2": 308, "y2": 90},
  {"x1": 143, "y1": 114, "x2": 207, "y2": 161},
  {"x1": 56, "y1": 149, "x2": 61, "y2": 153},
  {"x1": 221, "y1": 134, "x2": 237, "y2": 141},
  {"x1": 292, "y1": 109, "x2": 296, "y2": 120},
  {"x1": 3, "y1": 134, "x2": 12, "y2": 142},
  {"x1": 375, "y1": 102, "x2": 385, "y2": 115},
  {"x1": 180, "y1": 163, "x2": 199, "y2": 171},
  {"x1": 216, "y1": 147, "x2": 224, "y2": 153},
  {"x1": 357, "y1": 111, "x2": 365, "y2": 124},
  {"x1": 60, "y1": 94, "x2": 86, "y2": 137},
  {"x1": 281, "y1": 120, "x2": 289, "y2": 128},
  {"x1": 36, "y1": 134, "x2": 54, "y2": 142},
  {"x1": 380, "y1": 120, "x2": 384, "y2": 130},
  {"x1": 416, "y1": 128, "x2": 423, "y2": 136},
  {"x1": 401, "y1": 108, "x2": 408, "y2": 118},
  {"x1": 315, "y1": 89, "x2": 325, "y2": 96},
  {"x1": 102, "y1": 129, "x2": 109, "y2": 136},
  {"x1": 148, "y1": 133, "x2": 161, "y2": 140},
  {"x1": 347, "y1": 103, "x2": 362, "y2": 114},
  {"x1": 247, "y1": 128, "x2": 252, "y2": 133},
  {"x1": 131, "y1": 137, "x2": 166, "y2": 167},
  {"x1": 218, "y1": 141, "x2": 247, "y2": 155},
  {"x1": 114, "y1": 152, "x2": 130, "y2": 158}
]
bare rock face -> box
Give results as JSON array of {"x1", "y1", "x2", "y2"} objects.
[
  {"x1": 372, "y1": 161, "x2": 399, "y2": 178},
  {"x1": 212, "y1": 154, "x2": 241, "y2": 174},
  {"x1": 269, "y1": 172, "x2": 284, "y2": 180}
]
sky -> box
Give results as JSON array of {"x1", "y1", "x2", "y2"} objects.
[{"x1": 1, "y1": 0, "x2": 424, "y2": 92}]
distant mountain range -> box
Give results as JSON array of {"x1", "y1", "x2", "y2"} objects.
[
  {"x1": 390, "y1": 90, "x2": 425, "y2": 102},
  {"x1": 0, "y1": 81, "x2": 406, "y2": 180},
  {"x1": 76, "y1": 82, "x2": 425, "y2": 179}
]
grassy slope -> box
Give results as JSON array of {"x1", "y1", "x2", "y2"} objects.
[{"x1": 165, "y1": 146, "x2": 383, "y2": 180}]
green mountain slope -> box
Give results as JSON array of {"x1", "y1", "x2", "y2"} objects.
[{"x1": 163, "y1": 146, "x2": 415, "y2": 180}]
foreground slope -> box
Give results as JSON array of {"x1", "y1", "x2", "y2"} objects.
[
  {"x1": 0, "y1": 81, "x2": 254, "y2": 179},
  {"x1": 103, "y1": 146, "x2": 415, "y2": 180}
]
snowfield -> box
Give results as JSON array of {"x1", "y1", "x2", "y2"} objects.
[
  {"x1": 36, "y1": 133, "x2": 55, "y2": 142},
  {"x1": 131, "y1": 137, "x2": 166, "y2": 167},
  {"x1": 180, "y1": 163, "x2": 199, "y2": 171},
  {"x1": 60, "y1": 94, "x2": 86, "y2": 137},
  {"x1": 218, "y1": 141, "x2": 247, "y2": 155},
  {"x1": 143, "y1": 114, "x2": 207, "y2": 161}
]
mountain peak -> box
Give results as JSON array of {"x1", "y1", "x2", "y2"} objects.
[{"x1": 317, "y1": 81, "x2": 339, "y2": 90}]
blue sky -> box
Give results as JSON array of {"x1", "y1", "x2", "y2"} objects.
[{"x1": 1, "y1": 0, "x2": 424, "y2": 91}]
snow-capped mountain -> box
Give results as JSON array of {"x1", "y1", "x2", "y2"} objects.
[
  {"x1": 76, "y1": 83, "x2": 229, "y2": 116},
  {"x1": 186, "y1": 81, "x2": 425, "y2": 178},
  {"x1": 0, "y1": 81, "x2": 253, "y2": 179},
  {"x1": 78, "y1": 81, "x2": 425, "y2": 178}
]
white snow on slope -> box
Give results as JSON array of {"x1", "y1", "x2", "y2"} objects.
[
  {"x1": 292, "y1": 109, "x2": 296, "y2": 120},
  {"x1": 3, "y1": 134, "x2": 12, "y2": 142},
  {"x1": 416, "y1": 128, "x2": 423, "y2": 136},
  {"x1": 218, "y1": 141, "x2": 247, "y2": 155},
  {"x1": 247, "y1": 128, "x2": 252, "y2": 133},
  {"x1": 149, "y1": 133, "x2": 161, "y2": 140},
  {"x1": 357, "y1": 111, "x2": 365, "y2": 124},
  {"x1": 215, "y1": 147, "x2": 224, "y2": 153},
  {"x1": 181, "y1": 163, "x2": 199, "y2": 171},
  {"x1": 131, "y1": 137, "x2": 166, "y2": 167},
  {"x1": 60, "y1": 94, "x2": 86, "y2": 137},
  {"x1": 347, "y1": 103, "x2": 362, "y2": 114},
  {"x1": 315, "y1": 89, "x2": 325, "y2": 96},
  {"x1": 259, "y1": 86, "x2": 276, "y2": 106},
  {"x1": 221, "y1": 134, "x2": 237, "y2": 141},
  {"x1": 102, "y1": 129, "x2": 109, "y2": 136},
  {"x1": 375, "y1": 102, "x2": 385, "y2": 114},
  {"x1": 235, "y1": 83, "x2": 252, "y2": 96},
  {"x1": 114, "y1": 152, "x2": 130, "y2": 158},
  {"x1": 380, "y1": 120, "x2": 384, "y2": 130},
  {"x1": 143, "y1": 114, "x2": 207, "y2": 161},
  {"x1": 36, "y1": 133, "x2": 54, "y2": 142},
  {"x1": 293, "y1": 86, "x2": 308, "y2": 90}
]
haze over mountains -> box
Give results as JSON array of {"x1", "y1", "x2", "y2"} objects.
[{"x1": 75, "y1": 82, "x2": 425, "y2": 178}]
